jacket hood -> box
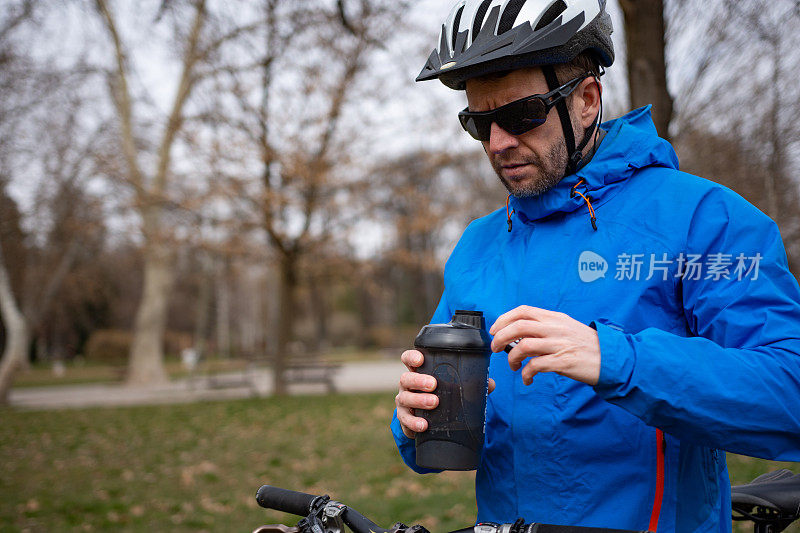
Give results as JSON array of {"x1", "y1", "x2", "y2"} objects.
[{"x1": 510, "y1": 105, "x2": 679, "y2": 225}]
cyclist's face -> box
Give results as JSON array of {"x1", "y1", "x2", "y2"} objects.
[{"x1": 465, "y1": 67, "x2": 577, "y2": 198}]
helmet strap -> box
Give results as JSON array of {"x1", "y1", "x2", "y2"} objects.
[
  {"x1": 542, "y1": 65, "x2": 579, "y2": 175},
  {"x1": 542, "y1": 65, "x2": 603, "y2": 176}
]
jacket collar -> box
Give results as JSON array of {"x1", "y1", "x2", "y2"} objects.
[{"x1": 509, "y1": 105, "x2": 679, "y2": 225}]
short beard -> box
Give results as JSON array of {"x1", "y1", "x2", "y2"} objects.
[
  {"x1": 493, "y1": 105, "x2": 589, "y2": 198},
  {"x1": 492, "y1": 138, "x2": 567, "y2": 198}
]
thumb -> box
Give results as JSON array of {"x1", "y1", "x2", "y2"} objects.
[{"x1": 488, "y1": 378, "x2": 496, "y2": 394}]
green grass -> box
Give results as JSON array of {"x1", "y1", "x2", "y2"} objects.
[
  {"x1": 0, "y1": 393, "x2": 797, "y2": 532},
  {"x1": 0, "y1": 393, "x2": 475, "y2": 532},
  {"x1": 12, "y1": 361, "x2": 126, "y2": 387}
]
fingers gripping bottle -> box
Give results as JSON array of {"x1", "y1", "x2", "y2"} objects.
[{"x1": 413, "y1": 310, "x2": 492, "y2": 470}]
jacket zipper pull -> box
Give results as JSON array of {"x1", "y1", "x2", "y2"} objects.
[{"x1": 506, "y1": 195, "x2": 514, "y2": 232}]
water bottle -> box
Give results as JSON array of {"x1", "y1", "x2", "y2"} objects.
[{"x1": 413, "y1": 310, "x2": 492, "y2": 470}]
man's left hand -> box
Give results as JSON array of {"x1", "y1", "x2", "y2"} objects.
[{"x1": 489, "y1": 306, "x2": 601, "y2": 386}]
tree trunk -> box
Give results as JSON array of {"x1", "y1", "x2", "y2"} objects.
[
  {"x1": 274, "y1": 253, "x2": 297, "y2": 396},
  {"x1": 356, "y1": 283, "x2": 371, "y2": 348},
  {"x1": 620, "y1": 0, "x2": 673, "y2": 140},
  {"x1": 0, "y1": 242, "x2": 29, "y2": 404},
  {"x1": 215, "y1": 256, "x2": 232, "y2": 358},
  {"x1": 193, "y1": 253, "x2": 212, "y2": 359},
  {"x1": 96, "y1": 0, "x2": 207, "y2": 385},
  {"x1": 0, "y1": 314, "x2": 28, "y2": 404},
  {"x1": 308, "y1": 274, "x2": 328, "y2": 352},
  {"x1": 127, "y1": 242, "x2": 173, "y2": 385}
]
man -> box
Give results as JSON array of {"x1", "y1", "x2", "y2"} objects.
[{"x1": 390, "y1": 1, "x2": 800, "y2": 532}]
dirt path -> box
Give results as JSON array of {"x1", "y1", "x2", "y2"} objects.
[{"x1": 9, "y1": 360, "x2": 406, "y2": 410}]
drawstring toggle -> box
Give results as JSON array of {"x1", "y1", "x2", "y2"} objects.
[
  {"x1": 571, "y1": 179, "x2": 598, "y2": 231},
  {"x1": 506, "y1": 195, "x2": 515, "y2": 232}
]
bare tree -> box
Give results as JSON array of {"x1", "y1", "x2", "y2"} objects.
[
  {"x1": 717, "y1": 0, "x2": 797, "y2": 232},
  {"x1": 0, "y1": 3, "x2": 40, "y2": 394},
  {"x1": 370, "y1": 148, "x2": 504, "y2": 325},
  {"x1": 0, "y1": 107, "x2": 103, "y2": 402},
  {"x1": 209, "y1": 0, "x2": 410, "y2": 394},
  {"x1": 669, "y1": 0, "x2": 800, "y2": 272},
  {"x1": 619, "y1": 0, "x2": 673, "y2": 139},
  {"x1": 93, "y1": 0, "x2": 253, "y2": 384},
  {"x1": 0, "y1": 0, "x2": 102, "y2": 401}
]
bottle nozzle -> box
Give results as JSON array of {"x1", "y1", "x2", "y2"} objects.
[{"x1": 452, "y1": 310, "x2": 485, "y2": 329}]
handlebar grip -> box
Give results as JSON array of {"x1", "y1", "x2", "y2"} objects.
[{"x1": 256, "y1": 485, "x2": 318, "y2": 516}]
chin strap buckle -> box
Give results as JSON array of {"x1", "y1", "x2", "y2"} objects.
[{"x1": 568, "y1": 151, "x2": 585, "y2": 175}]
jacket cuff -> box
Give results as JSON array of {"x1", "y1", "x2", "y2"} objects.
[
  {"x1": 390, "y1": 409, "x2": 442, "y2": 474},
  {"x1": 591, "y1": 319, "x2": 636, "y2": 400}
]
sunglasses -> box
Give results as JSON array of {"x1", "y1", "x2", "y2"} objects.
[{"x1": 458, "y1": 73, "x2": 591, "y2": 141}]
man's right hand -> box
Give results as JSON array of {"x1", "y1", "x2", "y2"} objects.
[
  {"x1": 395, "y1": 349, "x2": 438, "y2": 439},
  {"x1": 395, "y1": 349, "x2": 496, "y2": 439}
]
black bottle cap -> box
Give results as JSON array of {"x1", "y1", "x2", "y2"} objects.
[{"x1": 414, "y1": 310, "x2": 491, "y2": 351}]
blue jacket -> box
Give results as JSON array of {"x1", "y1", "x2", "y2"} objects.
[{"x1": 390, "y1": 107, "x2": 800, "y2": 532}]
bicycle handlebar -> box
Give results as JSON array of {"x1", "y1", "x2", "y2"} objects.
[
  {"x1": 256, "y1": 485, "x2": 318, "y2": 517},
  {"x1": 255, "y1": 485, "x2": 648, "y2": 533},
  {"x1": 257, "y1": 484, "x2": 393, "y2": 533}
]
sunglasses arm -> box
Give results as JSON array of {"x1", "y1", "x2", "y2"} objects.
[{"x1": 542, "y1": 74, "x2": 591, "y2": 109}]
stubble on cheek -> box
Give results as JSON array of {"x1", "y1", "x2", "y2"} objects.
[{"x1": 491, "y1": 140, "x2": 567, "y2": 198}]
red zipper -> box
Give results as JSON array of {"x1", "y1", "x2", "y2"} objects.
[{"x1": 648, "y1": 428, "x2": 666, "y2": 532}]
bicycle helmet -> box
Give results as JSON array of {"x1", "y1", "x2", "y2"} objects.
[
  {"x1": 417, "y1": 0, "x2": 615, "y2": 175},
  {"x1": 417, "y1": 0, "x2": 615, "y2": 90}
]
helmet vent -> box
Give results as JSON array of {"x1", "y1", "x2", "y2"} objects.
[
  {"x1": 497, "y1": 0, "x2": 528, "y2": 35},
  {"x1": 472, "y1": 0, "x2": 493, "y2": 41},
  {"x1": 452, "y1": 5, "x2": 465, "y2": 51},
  {"x1": 534, "y1": 0, "x2": 567, "y2": 31}
]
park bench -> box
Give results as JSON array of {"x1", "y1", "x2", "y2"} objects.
[
  {"x1": 203, "y1": 355, "x2": 341, "y2": 395},
  {"x1": 282, "y1": 360, "x2": 341, "y2": 393}
]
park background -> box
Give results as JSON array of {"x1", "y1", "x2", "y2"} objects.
[{"x1": 1, "y1": 0, "x2": 799, "y2": 531}]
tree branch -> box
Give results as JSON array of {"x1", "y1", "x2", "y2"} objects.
[
  {"x1": 296, "y1": 43, "x2": 365, "y2": 249},
  {"x1": 337, "y1": 0, "x2": 357, "y2": 36},
  {"x1": 94, "y1": 0, "x2": 145, "y2": 192},
  {"x1": 0, "y1": 0, "x2": 35, "y2": 43},
  {"x1": 153, "y1": 0, "x2": 207, "y2": 197},
  {"x1": 25, "y1": 239, "x2": 81, "y2": 328}
]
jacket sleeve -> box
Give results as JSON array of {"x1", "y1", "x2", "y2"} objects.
[
  {"x1": 593, "y1": 188, "x2": 800, "y2": 460},
  {"x1": 389, "y1": 292, "x2": 453, "y2": 474}
]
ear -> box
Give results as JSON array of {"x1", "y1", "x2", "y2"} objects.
[{"x1": 574, "y1": 76, "x2": 602, "y2": 129}]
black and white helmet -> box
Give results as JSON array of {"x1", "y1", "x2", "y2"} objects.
[{"x1": 417, "y1": 0, "x2": 615, "y2": 89}]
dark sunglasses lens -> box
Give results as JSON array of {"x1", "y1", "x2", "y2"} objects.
[
  {"x1": 498, "y1": 97, "x2": 547, "y2": 135},
  {"x1": 459, "y1": 114, "x2": 491, "y2": 141},
  {"x1": 459, "y1": 96, "x2": 547, "y2": 141}
]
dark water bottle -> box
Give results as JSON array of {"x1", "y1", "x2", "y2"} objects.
[{"x1": 413, "y1": 310, "x2": 492, "y2": 470}]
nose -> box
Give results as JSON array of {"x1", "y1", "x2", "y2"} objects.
[{"x1": 487, "y1": 122, "x2": 519, "y2": 153}]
